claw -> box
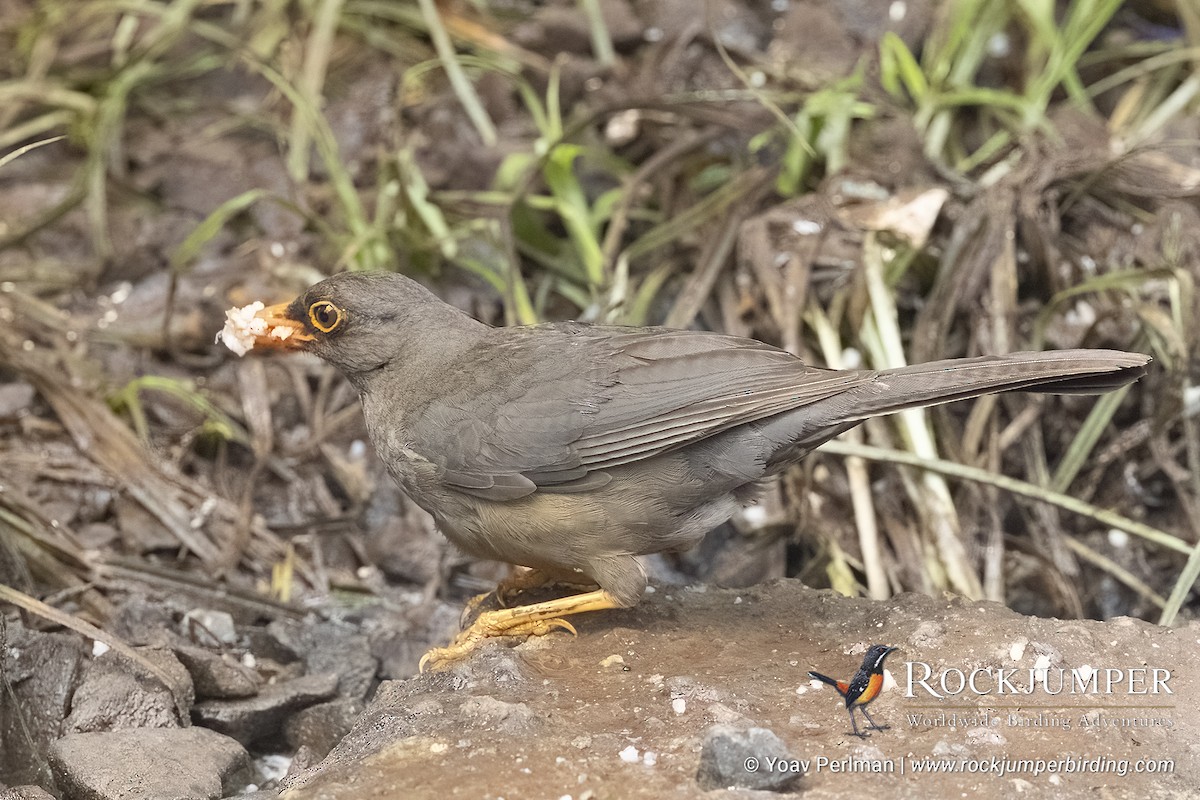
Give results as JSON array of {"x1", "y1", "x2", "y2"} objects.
[
  {"x1": 545, "y1": 618, "x2": 577, "y2": 637},
  {"x1": 417, "y1": 589, "x2": 620, "y2": 671}
]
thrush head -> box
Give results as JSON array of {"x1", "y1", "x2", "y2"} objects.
[{"x1": 245, "y1": 272, "x2": 483, "y2": 383}]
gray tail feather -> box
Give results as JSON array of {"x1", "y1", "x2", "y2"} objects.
[{"x1": 841, "y1": 349, "x2": 1149, "y2": 422}]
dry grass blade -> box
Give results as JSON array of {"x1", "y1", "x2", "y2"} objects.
[
  {"x1": 0, "y1": 135, "x2": 65, "y2": 170},
  {"x1": 287, "y1": 0, "x2": 345, "y2": 183},
  {"x1": 819, "y1": 440, "x2": 1189, "y2": 557},
  {"x1": 859, "y1": 235, "x2": 982, "y2": 599},
  {"x1": 0, "y1": 486, "x2": 104, "y2": 612},
  {"x1": 663, "y1": 212, "x2": 745, "y2": 329},
  {"x1": 0, "y1": 316, "x2": 294, "y2": 579},
  {"x1": 96, "y1": 559, "x2": 305, "y2": 621},
  {"x1": 1062, "y1": 537, "x2": 1166, "y2": 611},
  {"x1": 1161, "y1": 538, "x2": 1200, "y2": 626},
  {"x1": 808, "y1": 306, "x2": 889, "y2": 600},
  {"x1": 416, "y1": 0, "x2": 497, "y2": 147},
  {"x1": 13, "y1": 348, "x2": 224, "y2": 566}
]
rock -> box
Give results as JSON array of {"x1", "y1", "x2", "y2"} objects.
[
  {"x1": 173, "y1": 646, "x2": 262, "y2": 700},
  {"x1": 255, "y1": 621, "x2": 302, "y2": 663},
  {"x1": 181, "y1": 609, "x2": 238, "y2": 647},
  {"x1": 192, "y1": 672, "x2": 338, "y2": 746},
  {"x1": 0, "y1": 786, "x2": 57, "y2": 800},
  {"x1": 108, "y1": 597, "x2": 180, "y2": 648},
  {"x1": 457, "y1": 695, "x2": 537, "y2": 734},
  {"x1": 704, "y1": 701, "x2": 755, "y2": 728},
  {"x1": 282, "y1": 745, "x2": 319, "y2": 783},
  {"x1": 265, "y1": 620, "x2": 376, "y2": 701},
  {"x1": 47, "y1": 727, "x2": 251, "y2": 800},
  {"x1": 284, "y1": 699, "x2": 364, "y2": 760},
  {"x1": 266, "y1": 581, "x2": 1200, "y2": 799},
  {"x1": 65, "y1": 648, "x2": 193, "y2": 732},
  {"x1": 695, "y1": 725, "x2": 800, "y2": 792},
  {"x1": 1, "y1": 626, "x2": 87, "y2": 785},
  {"x1": 370, "y1": 601, "x2": 460, "y2": 680},
  {"x1": 228, "y1": 791, "x2": 278, "y2": 800}
]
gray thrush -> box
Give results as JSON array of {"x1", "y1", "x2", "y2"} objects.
[{"x1": 226, "y1": 272, "x2": 1149, "y2": 669}]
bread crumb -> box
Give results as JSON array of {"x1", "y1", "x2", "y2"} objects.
[{"x1": 217, "y1": 301, "x2": 295, "y2": 356}]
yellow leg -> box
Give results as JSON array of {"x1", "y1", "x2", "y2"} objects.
[{"x1": 421, "y1": 589, "x2": 622, "y2": 672}]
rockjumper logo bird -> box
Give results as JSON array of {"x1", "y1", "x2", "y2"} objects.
[{"x1": 809, "y1": 645, "x2": 898, "y2": 738}]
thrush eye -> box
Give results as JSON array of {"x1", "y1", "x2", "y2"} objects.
[{"x1": 308, "y1": 300, "x2": 343, "y2": 333}]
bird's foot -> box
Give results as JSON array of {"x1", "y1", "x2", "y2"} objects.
[
  {"x1": 421, "y1": 616, "x2": 577, "y2": 672},
  {"x1": 459, "y1": 568, "x2": 597, "y2": 627},
  {"x1": 421, "y1": 589, "x2": 621, "y2": 672},
  {"x1": 459, "y1": 589, "x2": 494, "y2": 628},
  {"x1": 495, "y1": 567, "x2": 558, "y2": 607}
]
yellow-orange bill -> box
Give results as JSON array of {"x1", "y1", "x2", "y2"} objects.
[{"x1": 217, "y1": 300, "x2": 313, "y2": 356}]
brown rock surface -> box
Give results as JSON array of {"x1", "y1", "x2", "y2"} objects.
[
  {"x1": 47, "y1": 727, "x2": 250, "y2": 800},
  {"x1": 280, "y1": 580, "x2": 1198, "y2": 799}
]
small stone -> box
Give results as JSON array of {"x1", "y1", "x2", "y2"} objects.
[
  {"x1": 256, "y1": 752, "x2": 294, "y2": 783},
  {"x1": 284, "y1": 699, "x2": 364, "y2": 760},
  {"x1": 1, "y1": 627, "x2": 87, "y2": 785},
  {"x1": 65, "y1": 648, "x2": 193, "y2": 733},
  {"x1": 48, "y1": 727, "x2": 250, "y2": 800},
  {"x1": 0, "y1": 786, "x2": 57, "y2": 800},
  {"x1": 695, "y1": 725, "x2": 800, "y2": 792},
  {"x1": 0, "y1": 381, "x2": 36, "y2": 418},
  {"x1": 458, "y1": 695, "x2": 537, "y2": 735},
  {"x1": 265, "y1": 620, "x2": 376, "y2": 701},
  {"x1": 618, "y1": 745, "x2": 639, "y2": 763},
  {"x1": 182, "y1": 609, "x2": 237, "y2": 647},
  {"x1": 192, "y1": 672, "x2": 338, "y2": 746},
  {"x1": 1009, "y1": 638, "x2": 1028, "y2": 661},
  {"x1": 174, "y1": 646, "x2": 262, "y2": 700}
]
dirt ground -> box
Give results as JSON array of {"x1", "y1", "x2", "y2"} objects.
[{"x1": 281, "y1": 580, "x2": 1198, "y2": 800}]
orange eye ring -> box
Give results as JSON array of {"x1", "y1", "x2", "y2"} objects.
[{"x1": 308, "y1": 300, "x2": 343, "y2": 333}]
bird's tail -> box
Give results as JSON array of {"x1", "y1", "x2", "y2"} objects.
[
  {"x1": 808, "y1": 670, "x2": 846, "y2": 695},
  {"x1": 837, "y1": 349, "x2": 1149, "y2": 423}
]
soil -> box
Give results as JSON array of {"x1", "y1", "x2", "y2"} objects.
[{"x1": 281, "y1": 580, "x2": 1199, "y2": 800}]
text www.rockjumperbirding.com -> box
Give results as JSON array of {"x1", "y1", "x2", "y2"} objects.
[{"x1": 741, "y1": 754, "x2": 1175, "y2": 778}]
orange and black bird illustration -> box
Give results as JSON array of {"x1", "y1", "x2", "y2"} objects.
[{"x1": 809, "y1": 644, "x2": 898, "y2": 738}]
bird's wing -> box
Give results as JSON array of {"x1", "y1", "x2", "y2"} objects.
[{"x1": 410, "y1": 324, "x2": 872, "y2": 500}]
